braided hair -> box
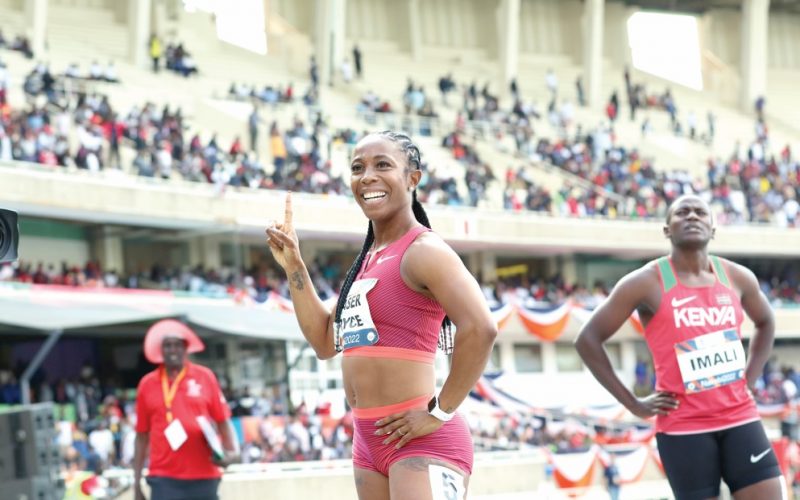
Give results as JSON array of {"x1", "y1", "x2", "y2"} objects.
[{"x1": 334, "y1": 131, "x2": 454, "y2": 354}]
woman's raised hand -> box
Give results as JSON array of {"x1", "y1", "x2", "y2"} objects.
[{"x1": 265, "y1": 192, "x2": 302, "y2": 271}]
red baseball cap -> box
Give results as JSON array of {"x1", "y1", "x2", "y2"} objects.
[{"x1": 143, "y1": 319, "x2": 205, "y2": 364}]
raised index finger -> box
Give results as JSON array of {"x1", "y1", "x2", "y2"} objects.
[{"x1": 284, "y1": 191, "x2": 293, "y2": 226}]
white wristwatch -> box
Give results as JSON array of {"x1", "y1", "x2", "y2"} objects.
[{"x1": 427, "y1": 396, "x2": 455, "y2": 422}]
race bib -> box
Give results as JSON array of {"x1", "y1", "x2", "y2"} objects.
[
  {"x1": 429, "y1": 465, "x2": 466, "y2": 500},
  {"x1": 674, "y1": 329, "x2": 746, "y2": 394},
  {"x1": 164, "y1": 418, "x2": 188, "y2": 451},
  {"x1": 340, "y1": 279, "x2": 379, "y2": 350}
]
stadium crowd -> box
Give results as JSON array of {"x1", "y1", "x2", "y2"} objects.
[
  {"x1": 2, "y1": 255, "x2": 799, "y2": 309},
  {"x1": 356, "y1": 69, "x2": 800, "y2": 225},
  {"x1": 1, "y1": 55, "x2": 797, "y2": 227}
]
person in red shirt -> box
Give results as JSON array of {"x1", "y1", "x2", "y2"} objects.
[
  {"x1": 576, "y1": 195, "x2": 783, "y2": 499},
  {"x1": 133, "y1": 320, "x2": 239, "y2": 500}
]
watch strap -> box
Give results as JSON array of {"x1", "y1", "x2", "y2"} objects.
[{"x1": 428, "y1": 396, "x2": 454, "y2": 422}]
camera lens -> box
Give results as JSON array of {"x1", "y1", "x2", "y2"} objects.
[
  {"x1": 0, "y1": 209, "x2": 19, "y2": 263},
  {"x1": 0, "y1": 218, "x2": 9, "y2": 257}
]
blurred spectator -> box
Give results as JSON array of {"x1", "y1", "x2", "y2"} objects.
[
  {"x1": 545, "y1": 69, "x2": 558, "y2": 98},
  {"x1": 352, "y1": 44, "x2": 362, "y2": 79},
  {"x1": 149, "y1": 34, "x2": 162, "y2": 73},
  {"x1": 604, "y1": 454, "x2": 621, "y2": 500},
  {"x1": 575, "y1": 76, "x2": 585, "y2": 107},
  {"x1": 88, "y1": 420, "x2": 115, "y2": 466},
  {"x1": 340, "y1": 58, "x2": 353, "y2": 84}
]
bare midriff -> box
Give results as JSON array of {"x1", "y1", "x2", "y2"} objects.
[{"x1": 343, "y1": 356, "x2": 435, "y2": 410}]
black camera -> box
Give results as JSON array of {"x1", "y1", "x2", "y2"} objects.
[{"x1": 0, "y1": 209, "x2": 19, "y2": 263}]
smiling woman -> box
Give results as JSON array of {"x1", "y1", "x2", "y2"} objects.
[{"x1": 265, "y1": 131, "x2": 498, "y2": 500}]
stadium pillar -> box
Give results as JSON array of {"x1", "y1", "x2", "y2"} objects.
[
  {"x1": 25, "y1": 0, "x2": 48, "y2": 59},
  {"x1": 540, "y1": 342, "x2": 557, "y2": 374},
  {"x1": 740, "y1": 0, "x2": 770, "y2": 113},
  {"x1": 544, "y1": 255, "x2": 579, "y2": 302},
  {"x1": 152, "y1": 0, "x2": 169, "y2": 35},
  {"x1": 582, "y1": 0, "x2": 604, "y2": 107},
  {"x1": 188, "y1": 239, "x2": 202, "y2": 269},
  {"x1": 620, "y1": 341, "x2": 637, "y2": 378},
  {"x1": 620, "y1": 6, "x2": 638, "y2": 69},
  {"x1": 315, "y1": 0, "x2": 347, "y2": 86},
  {"x1": 407, "y1": 0, "x2": 422, "y2": 61},
  {"x1": 92, "y1": 228, "x2": 124, "y2": 277},
  {"x1": 128, "y1": 0, "x2": 153, "y2": 67},
  {"x1": 332, "y1": 0, "x2": 347, "y2": 74},
  {"x1": 225, "y1": 338, "x2": 242, "y2": 389},
  {"x1": 480, "y1": 251, "x2": 498, "y2": 283},
  {"x1": 498, "y1": 342, "x2": 515, "y2": 372},
  {"x1": 202, "y1": 236, "x2": 223, "y2": 270},
  {"x1": 498, "y1": 0, "x2": 520, "y2": 96},
  {"x1": 556, "y1": 255, "x2": 578, "y2": 286},
  {"x1": 21, "y1": 330, "x2": 63, "y2": 405},
  {"x1": 467, "y1": 252, "x2": 481, "y2": 278}
]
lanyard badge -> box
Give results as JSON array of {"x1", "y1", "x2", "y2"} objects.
[{"x1": 161, "y1": 366, "x2": 187, "y2": 423}]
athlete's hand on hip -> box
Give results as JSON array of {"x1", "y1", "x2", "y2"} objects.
[
  {"x1": 629, "y1": 391, "x2": 679, "y2": 419},
  {"x1": 265, "y1": 192, "x2": 302, "y2": 270},
  {"x1": 375, "y1": 409, "x2": 444, "y2": 449}
]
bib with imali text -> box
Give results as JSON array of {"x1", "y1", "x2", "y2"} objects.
[{"x1": 675, "y1": 329, "x2": 746, "y2": 394}]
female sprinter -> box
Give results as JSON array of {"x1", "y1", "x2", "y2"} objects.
[{"x1": 266, "y1": 131, "x2": 497, "y2": 499}]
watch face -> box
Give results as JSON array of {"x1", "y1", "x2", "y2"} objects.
[{"x1": 427, "y1": 396, "x2": 437, "y2": 412}]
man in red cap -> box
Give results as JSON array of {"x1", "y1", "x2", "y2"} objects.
[{"x1": 133, "y1": 320, "x2": 239, "y2": 500}]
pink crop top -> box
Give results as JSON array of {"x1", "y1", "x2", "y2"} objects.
[{"x1": 339, "y1": 225, "x2": 445, "y2": 364}]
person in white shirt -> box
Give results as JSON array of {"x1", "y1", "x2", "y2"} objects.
[
  {"x1": 104, "y1": 61, "x2": 118, "y2": 83},
  {"x1": 65, "y1": 63, "x2": 80, "y2": 78},
  {"x1": 88, "y1": 421, "x2": 115, "y2": 464},
  {"x1": 120, "y1": 418, "x2": 137, "y2": 466},
  {"x1": 56, "y1": 421, "x2": 74, "y2": 449},
  {"x1": 0, "y1": 61, "x2": 11, "y2": 94},
  {"x1": 782, "y1": 197, "x2": 799, "y2": 226},
  {"x1": 340, "y1": 58, "x2": 353, "y2": 84},
  {"x1": 545, "y1": 69, "x2": 558, "y2": 98},
  {"x1": 0, "y1": 129, "x2": 11, "y2": 161},
  {"x1": 89, "y1": 60, "x2": 103, "y2": 80},
  {"x1": 156, "y1": 145, "x2": 173, "y2": 179}
]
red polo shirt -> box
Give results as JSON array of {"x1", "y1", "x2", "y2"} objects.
[{"x1": 135, "y1": 362, "x2": 231, "y2": 479}]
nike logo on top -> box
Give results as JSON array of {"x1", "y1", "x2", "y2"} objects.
[
  {"x1": 671, "y1": 296, "x2": 697, "y2": 308},
  {"x1": 750, "y1": 448, "x2": 771, "y2": 463},
  {"x1": 376, "y1": 255, "x2": 397, "y2": 265}
]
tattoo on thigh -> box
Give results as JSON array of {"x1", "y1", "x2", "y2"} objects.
[
  {"x1": 398, "y1": 456, "x2": 433, "y2": 472},
  {"x1": 290, "y1": 271, "x2": 305, "y2": 290}
]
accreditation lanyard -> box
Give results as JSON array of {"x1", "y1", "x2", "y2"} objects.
[{"x1": 161, "y1": 366, "x2": 187, "y2": 423}]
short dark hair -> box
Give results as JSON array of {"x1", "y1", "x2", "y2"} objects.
[{"x1": 665, "y1": 194, "x2": 713, "y2": 224}]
